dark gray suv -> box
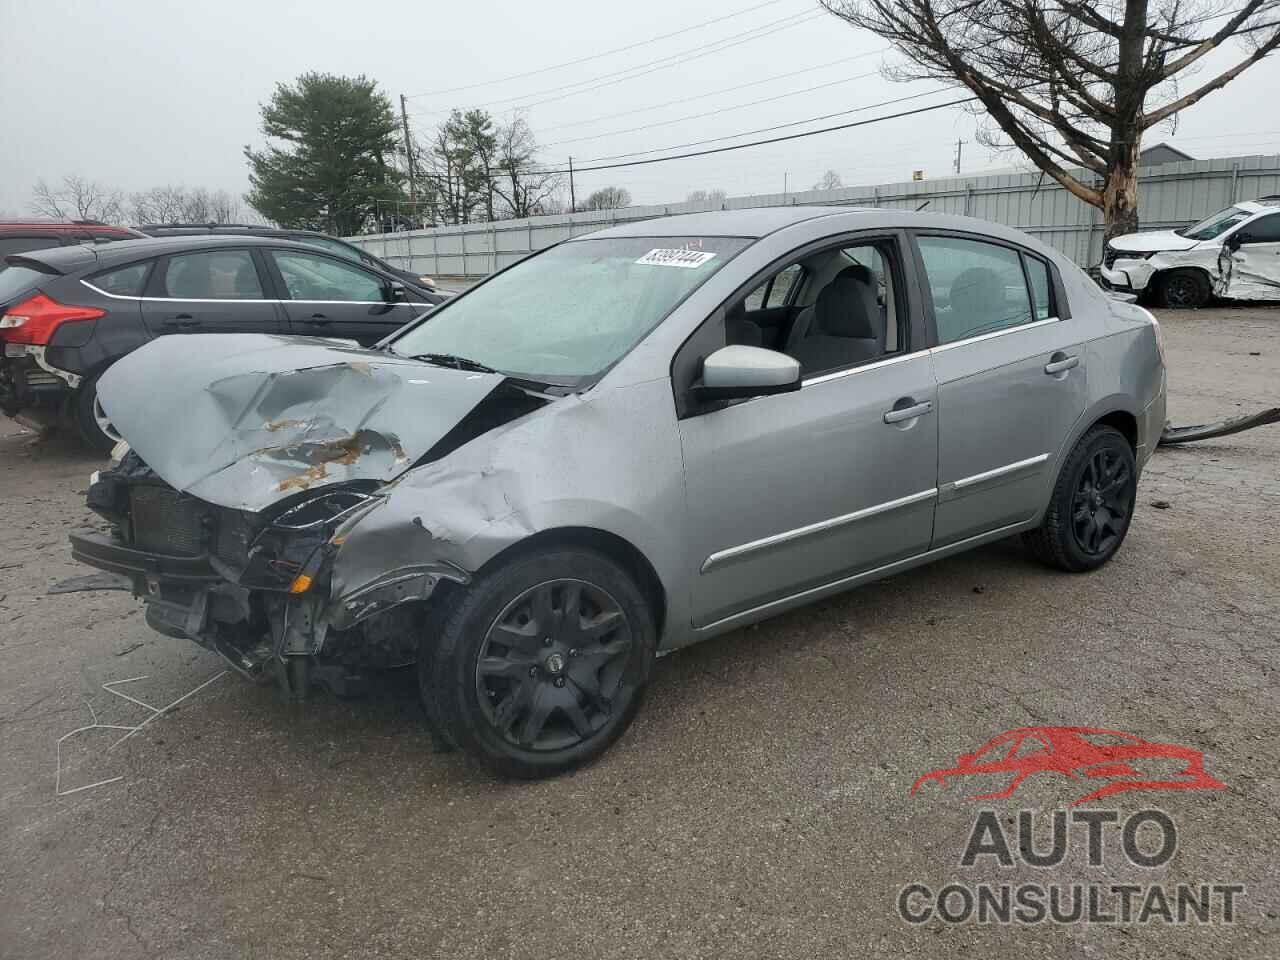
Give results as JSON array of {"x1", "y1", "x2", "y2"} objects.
[{"x1": 0, "y1": 235, "x2": 441, "y2": 451}]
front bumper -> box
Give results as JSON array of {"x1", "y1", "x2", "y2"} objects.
[{"x1": 1099, "y1": 259, "x2": 1156, "y2": 293}]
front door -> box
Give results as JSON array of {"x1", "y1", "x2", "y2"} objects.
[
  {"x1": 140, "y1": 247, "x2": 284, "y2": 336},
  {"x1": 265, "y1": 248, "x2": 423, "y2": 346},
  {"x1": 913, "y1": 233, "x2": 1088, "y2": 547},
  {"x1": 678, "y1": 236, "x2": 938, "y2": 629},
  {"x1": 1225, "y1": 212, "x2": 1280, "y2": 299}
]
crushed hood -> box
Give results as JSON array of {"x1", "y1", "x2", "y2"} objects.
[
  {"x1": 1107, "y1": 229, "x2": 1200, "y2": 254},
  {"x1": 97, "y1": 334, "x2": 506, "y2": 512}
]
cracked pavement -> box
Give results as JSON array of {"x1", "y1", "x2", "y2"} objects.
[{"x1": 1, "y1": 306, "x2": 1277, "y2": 959}]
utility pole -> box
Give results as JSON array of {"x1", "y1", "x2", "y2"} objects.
[
  {"x1": 568, "y1": 156, "x2": 576, "y2": 212},
  {"x1": 400, "y1": 94, "x2": 417, "y2": 206},
  {"x1": 954, "y1": 138, "x2": 965, "y2": 175}
]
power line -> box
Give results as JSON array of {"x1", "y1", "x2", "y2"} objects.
[
  {"x1": 566, "y1": 85, "x2": 960, "y2": 166},
  {"x1": 529, "y1": 94, "x2": 980, "y2": 175},
  {"x1": 403, "y1": 0, "x2": 796, "y2": 99},
  {"x1": 410, "y1": 9, "x2": 826, "y2": 114},
  {"x1": 538, "y1": 52, "x2": 885, "y2": 134},
  {"x1": 543, "y1": 69, "x2": 886, "y2": 149}
]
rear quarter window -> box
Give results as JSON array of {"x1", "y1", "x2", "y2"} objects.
[{"x1": 90, "y1": 261, "x2": 153, "y2": 297}]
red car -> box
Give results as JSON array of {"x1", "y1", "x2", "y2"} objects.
[
  {"x1": 911, "y1": 726, "x2": 1225, "y2": 805},
  {"x1": 0, "y1": 219, "x2": 145, "y2": 269}
]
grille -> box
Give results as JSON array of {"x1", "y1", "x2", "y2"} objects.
[
  {"x1": 214, "y1": 510, "x2": 255, "y2": 565},
  {"x1": 1103, "y1": 245, "x2": 1120, "y2": 268},
  {"x1": 129, "y1": 485, "x2": 209, "y2": 556}
]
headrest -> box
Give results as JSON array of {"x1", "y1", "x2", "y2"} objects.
[
  {"x1": 949, "y1": 267, "x2": 1005, "y2": 322},
  {"x1": 815, "y1": 265, "x2": 879, "y2": 338}
]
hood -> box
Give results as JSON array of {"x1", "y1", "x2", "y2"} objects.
[
  {"x1": 97, "y1": 334, "x2": 507, "y2": 512},
  {"x1": 1107, "y1": 229, "x2": 1200, "y2": 254}
]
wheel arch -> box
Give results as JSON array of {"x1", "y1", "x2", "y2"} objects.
[{"x1": 477, "y1": 526, "x2": 668, "y2": 637}]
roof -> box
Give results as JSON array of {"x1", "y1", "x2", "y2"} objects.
[
  {"x1": 1139, "y1": 142, "x2": 1195, "y2": 165},
  {"x1": 578, "y1": 206, "x2": 859, "y2": 239},
  {"x1": 6, "y1": 234, "x2": 351, "y2": 272}
]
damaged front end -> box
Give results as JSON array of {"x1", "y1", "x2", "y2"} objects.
[
  {"x1": 72, "y1": 452, "x2": 470, "y2": 696},
  {"x1": 65, "y1": 333, "x2": 549, "y2": 696}
]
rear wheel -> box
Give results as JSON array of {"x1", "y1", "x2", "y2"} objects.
[
  {"x1": 73, "y1": 372, "x2": 120, "y2": 455},
  {"x1": 1157, "y1": 269, "x2": 1211, "y2": 309},
  {"x1": 421, "y1": 548, "x2": 655, "y2": 779},
  {"x1": 1023, "y1": 425, "x2": 1137, "y2": 572}
]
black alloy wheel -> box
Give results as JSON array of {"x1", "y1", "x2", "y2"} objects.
[
  {"x1": 477, "y1": 579, "x2": 633, "y2": 751},
  {"x1": 421, "y1": 548, "x2": 655, "y2": 779},
  {"x1": 1158, "y1": 269, "x2": 1211, "y2": 309},
  {"x1": 1023, "y1": 425, "x2": 1138, "y2": 572},
  {"x1": 1070, "y1": 447, "x2": 1133, "y2": 557}
]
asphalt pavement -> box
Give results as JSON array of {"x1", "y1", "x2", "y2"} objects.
[{"x1": 1, "y1": 305, "x2": 1277, "y2": 959}]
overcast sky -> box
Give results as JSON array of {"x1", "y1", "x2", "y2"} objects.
[{"x1": 3, "y1": 0, "x2": 1279, "y2": 222}]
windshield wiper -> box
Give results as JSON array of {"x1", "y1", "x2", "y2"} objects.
[{"x1": 409, "y1": 352, "x2": 499, "y2": 374}]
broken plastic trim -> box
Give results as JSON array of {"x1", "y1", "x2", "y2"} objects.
[
  {"x1": 327, "y1": 561, "x2": 471, "y2": 632},
  {"x1": 1159, "y1": 407, "x2": 1280, "y2": 445}
]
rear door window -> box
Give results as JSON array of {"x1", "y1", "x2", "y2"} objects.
[
  {"x1": 161, "y1": 250, "x2": 264, "y2": 299},
  {"x1": 916, "y1": 236, "x2": 1035, "y2": 344},
  {"x1": 1024, "y1": 256, "x2": 1054, "y2": 320}
]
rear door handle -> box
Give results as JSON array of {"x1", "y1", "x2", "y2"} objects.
[
  {"x1": 162, "y1": 314, "x2": 200, "y2": 328},
  {"x1": 883, "y1": 399, "x2": 933, "y2": 424},
  {"x1": 1044, "y1": 354, "x2": 1079, "y2": 375}
]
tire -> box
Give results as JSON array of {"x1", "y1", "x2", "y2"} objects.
[
  {"x1": 1023, "y1": 425, "x2": 1137, "y2": 573},
  {"x1": 73, "y1": 371, "x2": 121, "y2": 455},
  {"x1": 1157, "y1": 269, "x2": 1211, "y2": 309},
  {"x1": 420, "y1": 548, "x2": 656, "y2": 779}
]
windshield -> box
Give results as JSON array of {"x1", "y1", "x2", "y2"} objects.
[
  {"x1": 1180, "y1": 206, "x2": 1253, "y2": 240},
  {"x1": 389, "y1": 236, "x2": 749, "y2": 383}
]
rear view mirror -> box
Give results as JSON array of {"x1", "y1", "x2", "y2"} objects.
[
  {"x1": 694, "y1": 345, "x2": 801, "y2": 402},
  {"x1": 388, "y1": 281, "x2": 408, "y2": 302},
  {"x1": 1228, "y1": 232, "x2": 1250, "y2": 249}
]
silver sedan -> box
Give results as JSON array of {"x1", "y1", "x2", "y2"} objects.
[{"x1": 77, "y1": 207, "x2": 1167, "y2": 779}]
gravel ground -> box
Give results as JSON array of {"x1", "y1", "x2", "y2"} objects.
[{"x1": 1, "y1": 306, "x2": 1277, "y2": 960}]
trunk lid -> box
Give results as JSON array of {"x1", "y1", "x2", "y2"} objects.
[{"x1": 97, "y1": 334, "x2": 508, "y2": 511}]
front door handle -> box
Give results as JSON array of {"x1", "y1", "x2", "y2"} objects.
[
  {"x1": 162, "y1": 314, "x2": 200, "y2": 328},
  {"x1": 301, "y1": 314, "x2": 331, "y2": 326},
  {"x1": 883, "y1": 399, "x2": 933, "y2": 424},
  {"x1": 1044, "y1": 353, "x2": 1079, "y2": 375}
]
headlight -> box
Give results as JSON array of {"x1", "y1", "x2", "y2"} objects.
[{"x1": 418, "y1": 275, "x2": 436, "y2": 288}]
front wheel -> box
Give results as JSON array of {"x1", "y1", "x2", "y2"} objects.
[
  {"x1": 1157, "y1": 269, "x2": 1211, "y2": 309},
  {"x1": 421, "y1": 548, "x2": 656, "y2": 779},
  {"x1": 1023, "y1": 425, "x2": 1137, "y2": 572}
]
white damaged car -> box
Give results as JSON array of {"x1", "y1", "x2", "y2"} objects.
[{"x1": 1099, "y1": 198, "x2": 1280, "y2": 307}]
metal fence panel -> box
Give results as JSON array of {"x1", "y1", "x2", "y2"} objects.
[{"x1": 347, "y1": 153, "x2": 1280, "y2": 278}]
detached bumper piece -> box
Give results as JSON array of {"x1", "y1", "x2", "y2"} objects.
[{"x1": 1159, "y1": 407, "x2": 1280, "y2": 445}]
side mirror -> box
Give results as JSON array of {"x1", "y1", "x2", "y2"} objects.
[
  {"x1": 1227, "y1": 232, "x2": 1248, "y2": 250},
  {"x1": 693, "y1": 345, "x2": 801, "y2": 402},
  {"x1": 388, "y1": 281, "x2": 408, "y2": 302}
]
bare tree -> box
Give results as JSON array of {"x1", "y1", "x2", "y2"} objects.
[
  {"x1": 687, "y1": 188, "x2": 729, "y2": 205},
  {"x1": 493, "y1": 115, "x2": 564, "y2": 218},
  {"x1": 583, "y1": 186, "x2": 632, "y2": 210},
  {"x1": 813, "y1": 169, "x2": 844, "y2": 190},
  {"x1": 127, "y1": 186, "x2": 244, "y2": 225},
  {"x1": 823, "y1": 0, "x2": 1280, "y2": 238},
  {"x1": 30, "y1": 175, "x2": 125, "y2": 222}
]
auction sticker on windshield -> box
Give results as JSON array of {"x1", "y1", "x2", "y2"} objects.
[{"x1": 636, "y1": 248, "x2": 717, "y2": 268}]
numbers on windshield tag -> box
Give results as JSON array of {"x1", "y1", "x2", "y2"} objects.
[{"x1": 635, "y1": 248, "x2": 717, "y2": 268}]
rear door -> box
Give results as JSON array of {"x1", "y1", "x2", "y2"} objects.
[
  {"x1": 913, "y1": 233, "x2": 1087, "y2": 547},
  {"x1": 139, "y1": 247, "x2": 284, "y2": 336},
  {"x1": 264, "y1": 247, "x2": 422, "y2": 345}
]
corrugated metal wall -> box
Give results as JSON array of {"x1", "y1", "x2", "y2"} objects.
[{"x1": 347, "y1": 153, "x2": 1280, "y2": 278}]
